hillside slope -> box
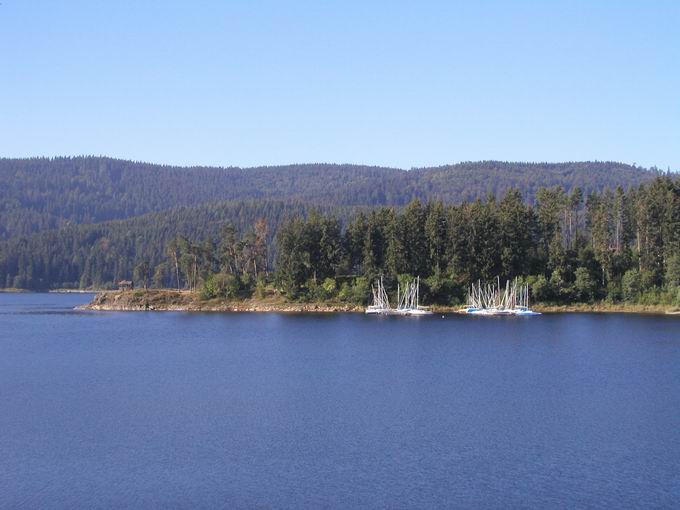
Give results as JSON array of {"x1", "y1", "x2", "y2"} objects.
[{"x1": 0, "y1": 156, "x2": 659, "y2": 239}]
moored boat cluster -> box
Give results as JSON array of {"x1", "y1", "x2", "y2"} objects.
[
  {"x1": 366, "y1": 276, "x2": 541, "y2": 317},
  {"x1": 365, "y1": 276, "x2": 433, "y2": 316},
  {"x1": 459, "y1": 277, "x2": 541, "y2": 316}
]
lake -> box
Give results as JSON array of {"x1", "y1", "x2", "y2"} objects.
[{"x1": 1, "y1": 293, "x2": 679, "y2": 509}]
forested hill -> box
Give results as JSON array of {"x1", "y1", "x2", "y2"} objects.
[
  {"x1": 0, "y1": 156, "x2": 660, "y2": 239},
  {"x1": 0, "y1": 199, "x2": 362, "y2": 289}
]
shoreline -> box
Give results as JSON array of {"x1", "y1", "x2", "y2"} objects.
[
  {"x1": 49, "y1": 289, "x2": 97, "y2": 294},
  {"x1": 533, "y1": 303, "x2": 680, "y2": 315},
  {"x1": 82, "y1": 290, "x2": 363, "y2": 313},
  {"x1": 80, "y1": 290, "x2": 680, "y2": 315}
]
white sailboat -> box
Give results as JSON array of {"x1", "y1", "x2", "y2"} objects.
[
  {"x1": 396, "y1": 276, "x2": 433, "y2": 316},
  {"x1": 365, "y1": 276, "x2": 392, "y2": 314}
]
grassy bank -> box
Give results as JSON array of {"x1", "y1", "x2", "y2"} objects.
[{"x1": 533, "y1": 302, "x2": 680, "y2": 315}]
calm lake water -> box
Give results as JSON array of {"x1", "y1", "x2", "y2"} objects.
[{"x1": 1, "y1": 293, "x2": 680, "y2": 509}]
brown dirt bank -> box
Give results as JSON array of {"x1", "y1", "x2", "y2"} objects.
[
  {"x1": 533, "y1": 303, "x2": 680, "y2": 315},
  {"x1": 82, "y1": 290, "x2": 363, "y2": 313},
  {"x1": 81, "y1": 290, "x2": 680, "y2": 315}
]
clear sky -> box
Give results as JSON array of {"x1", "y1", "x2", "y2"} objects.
[{"x1": 1, "y1": 1, "x2": 678, "y2": 170}]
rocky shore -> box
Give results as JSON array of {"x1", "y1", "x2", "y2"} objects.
[
  {"x1": 81, "y1": 290, "x2": 680, "y2": 315},
  {"x1": 82, "y1": 290, "x2": 363, "y2": 313}
]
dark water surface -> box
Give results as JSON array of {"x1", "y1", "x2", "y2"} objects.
[{"x1": 1, "y1": 293, "x2": 680, "y2": 509}]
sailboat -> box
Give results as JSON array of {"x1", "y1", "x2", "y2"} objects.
[
  {"x1": 396, "y1": 276, "x2": 433, "y2": 316},
  {"x1": 510, "y1": 280, "x2": 541, "y2": 316},
  {"x1": 365, "y1": 276, "x2": 391, "y2": 314}
]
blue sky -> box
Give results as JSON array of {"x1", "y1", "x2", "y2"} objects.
[{"x1": 1, "y1": 1, "x2": 678, "y2": 169}]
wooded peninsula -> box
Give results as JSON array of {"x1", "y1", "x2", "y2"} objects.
[
  {"x1": 91, "y1": 176, "x2": 680, "y2": 313},
  {"x1": 1, "y1": 157, "x2": 679, "y2": 312}
]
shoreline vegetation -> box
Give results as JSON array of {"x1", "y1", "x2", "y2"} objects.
[{"x1": 81, "y1": 290, "x2": 680, "y2": 315}]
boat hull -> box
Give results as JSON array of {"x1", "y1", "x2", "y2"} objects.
[
  {"x1": 394, "y1": 308, "x2": 433, "y2": 316},
  {"x1": 465, "y1": 308, "x2": 541, "y2": 316},
  {"x1": 365, "y1": 306, "x2": 391, "y2": 315}
]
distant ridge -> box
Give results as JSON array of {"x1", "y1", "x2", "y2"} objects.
[{"x1": 0, "y1": 156, "x2": 661, "y2": 240}]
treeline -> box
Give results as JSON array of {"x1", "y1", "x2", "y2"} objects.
[
  {"x1": 160, "y1": 177, "x2": 680, "y2": 307},
  {"x1": 0, "y1": 156, "x2": 659, "y2": 240},
  {"x1": 0, "y1": 200, "x2": 360, "y2": 290}
]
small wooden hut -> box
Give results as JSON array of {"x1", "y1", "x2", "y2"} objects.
[{"x1": 118, "y1": 280, "x2": 134, "y2": 291}]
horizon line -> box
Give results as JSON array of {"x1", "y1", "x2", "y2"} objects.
[{"x1": 0, "y1": 154, "x2": 674, "y2": 173}]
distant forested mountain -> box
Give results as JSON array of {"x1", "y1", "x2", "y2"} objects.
[{"x1": 0, "y1": 156, "x2": 660, "y2": 240}]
